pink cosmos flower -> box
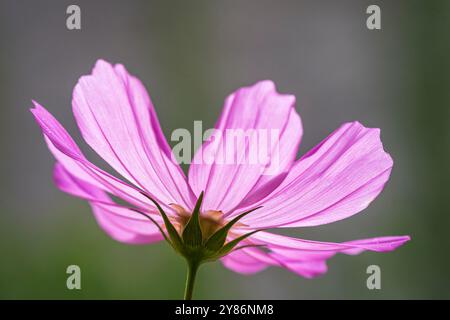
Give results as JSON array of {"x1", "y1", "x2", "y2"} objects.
[{"x1": 31, "y1": 60, "x2": 409, "y2": 298}]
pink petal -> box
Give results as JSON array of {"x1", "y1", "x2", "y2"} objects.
[
  {"x1": 54, "y1": 163, "x2": 163, "y2": 244},
  {"x1": 221, "y1": 243, "x2": 329, "y2": 278},
  {"x1": 237, "y1": 121, "x2": 394, "y2": 228},
  {"x1": 273, "y1": 259, "x2": 329, "y2": 279},
  {"x1": 31, "y1": 101, "x2": 154, "y2": 210},
  {"x1": 189, "y1": 80, "x2": 302, "y2": 214},
  {"x1": 221, "y1": 231, "x2": 410, "y2": 278},
  {"x1": 251, "y1": 231, "x2": 411, "y2": 254},
  {"x1": 72, "y1": 60, "x2": 195, "y2": 209},
  {"x1": 221, "y1": 248, "x2": 269, "y2": 274}
]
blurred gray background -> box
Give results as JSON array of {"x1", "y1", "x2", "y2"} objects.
[{"x1": 0, "y1": 0, "x2": 448, "y2": 299}]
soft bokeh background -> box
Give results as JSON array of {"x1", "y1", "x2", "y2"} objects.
[{"x1": 0, "y1": 0, "x2": 448, "y2": 299}]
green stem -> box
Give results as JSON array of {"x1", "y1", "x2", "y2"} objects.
[{"x1": 184, "y1": 260, "x2": 200, "y2": 300}]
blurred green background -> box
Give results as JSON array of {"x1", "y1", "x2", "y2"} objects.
[{"x1": 0, "y1": 0, "x2": 448, "y2": 299}]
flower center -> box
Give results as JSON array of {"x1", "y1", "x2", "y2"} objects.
[{"x1": 170, "y1": 204, "x2": 225, "y2": 240}]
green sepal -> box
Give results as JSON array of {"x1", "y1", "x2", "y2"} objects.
[
  {"x1": 140, "y1": 192, "x2": 184, "y2": 253},
  {"x1": 204, "y1": 206, "x2": 262, "y2": 251},
  {"x1": 182, "y1": 192, "x2": 204, "y2": 247},
  {"x1": 207, "y1": 230, "x2": 262, "y2": 261}
]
